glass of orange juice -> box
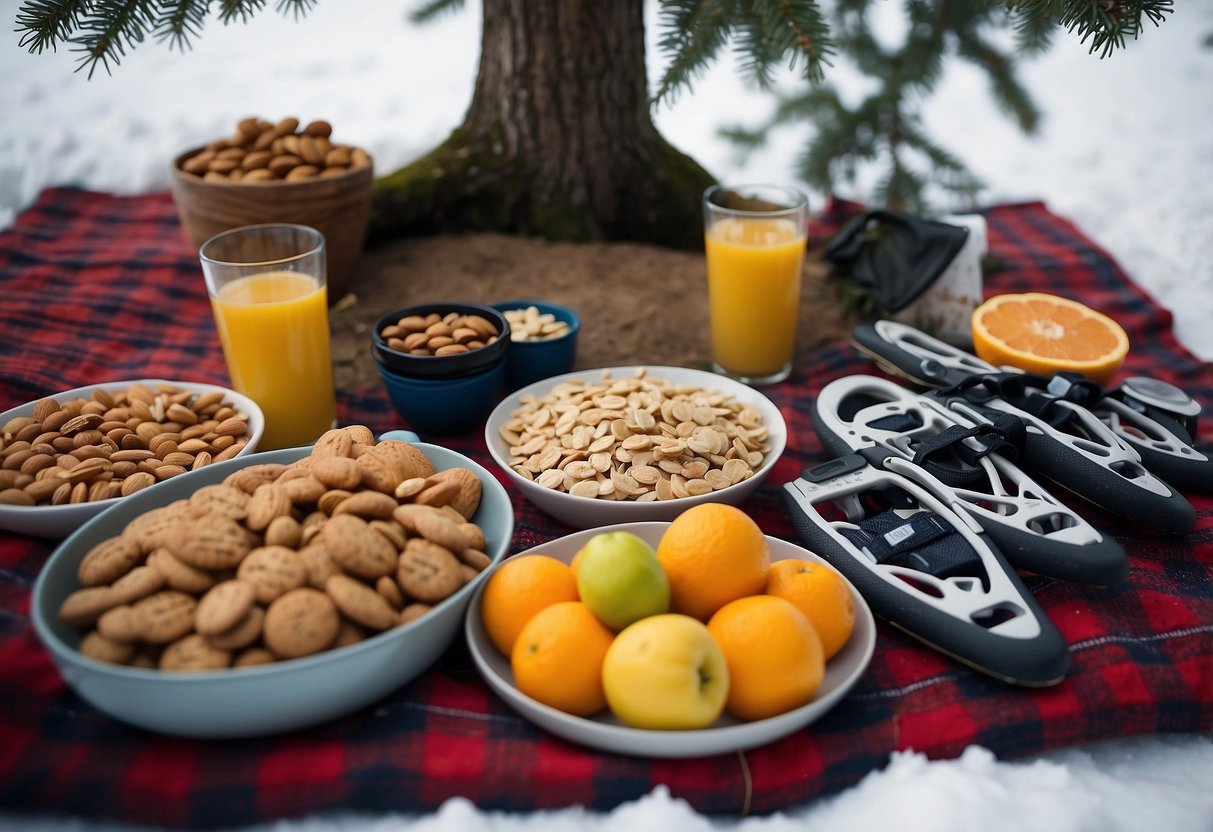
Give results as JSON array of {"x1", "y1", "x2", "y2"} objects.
[
  {"x1": 703, "y1": 184, "x2": 808, "y2": 386},
  {"x1": 199, "y1": 224, "x2": 337, "y2": 450}
]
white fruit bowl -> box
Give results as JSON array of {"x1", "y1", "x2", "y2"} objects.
[
  {"x1": 0, "y1": 379, "x2": 265, "y2": 540},
  {"x1": 483, "y1": 366, "x2": 787, "y2": 530},
  {"x1": 464, "y1": 523, "x2": 876, "y2": 758}
]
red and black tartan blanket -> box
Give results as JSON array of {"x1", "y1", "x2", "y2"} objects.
[{"x1": 0, "y1": 188, "x2": 1210, "y2": 827}]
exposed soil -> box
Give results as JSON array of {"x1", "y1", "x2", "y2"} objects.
[{"x1": 328, "y1": 233, "x2": 849, "y2": 391}]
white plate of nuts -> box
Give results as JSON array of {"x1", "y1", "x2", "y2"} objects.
[
  {"x1": 484, "y1": 366, "x2": 787, "y2": 529},
  {"x1": 0, "y1": 380, "x2": 264, "y2": 540},
  {"x1": 30, "y1": 427, "x2": 513, "y2": 738}
]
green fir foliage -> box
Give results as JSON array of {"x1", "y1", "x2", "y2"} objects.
[{"x1": 14, "y1": 0, "x2": 1174, "y2": 206}]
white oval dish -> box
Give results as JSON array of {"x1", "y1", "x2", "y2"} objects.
[
  {"x1": 0, "y1": 379, "x2": 265, "y2": 540},
  {"x1": 31, "y1": 440, "x2": 514, "y2": 738},
  {"x1": 465, "y1": 523, "x2": 876, "y2": 758},
  {"x1": 483, "y1": 366, "x2": 788, "y2": 529}
]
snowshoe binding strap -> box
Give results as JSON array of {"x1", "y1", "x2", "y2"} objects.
[
  {"x1": 811, "y1": 374, "x2": 1128, "y2": 585},
  {"x1": 850, "y1": 319, "x2": 1208, "y2": 522},
  {"x1": 780, "y1": 455, "x2": 1070, "y2": 686}
]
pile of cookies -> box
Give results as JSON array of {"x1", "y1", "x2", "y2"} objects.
[
  {"x1": 178, "y1": 116, "x2": 372, "y2": 183},
  {"x1": 57, "y1": 426, "x2": 493, "y2": 671}
]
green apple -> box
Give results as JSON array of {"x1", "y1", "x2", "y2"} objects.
[
  {"x1": 601, "y1": 613, "x2": 729, "y2": 729},
  {"x1": 574, "y1": 530, "x2": 670, "y2": 631}
]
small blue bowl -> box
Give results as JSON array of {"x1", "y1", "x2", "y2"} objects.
[
  {"x1": 375, "y1": 356, "x2": 506, "y2": 437},
  {"x1": 491, "y1": 299, "x2": 580, "y2": 391}
]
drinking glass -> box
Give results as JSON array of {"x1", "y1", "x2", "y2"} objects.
[
  {"x1": 199, "y1": 223, "x2": 337, "y2": 450},
  {"x1": 703, "y1": 184, "x2": 808, "y2": 386}
]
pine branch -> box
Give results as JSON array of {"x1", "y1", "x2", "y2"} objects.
[
  {"x1": 15, "y1": 0, "x2": 90, "y2": 54},
  {"x1": 410, "y1": 0, "x2": 464, "y2": 25},
  {"x1": 651, "y1": 0, "x2": 737, "y2": 107}
]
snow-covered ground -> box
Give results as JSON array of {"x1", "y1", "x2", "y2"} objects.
[{"x1": 1, "y1": 2, "x2": 1211, "y2": 830}]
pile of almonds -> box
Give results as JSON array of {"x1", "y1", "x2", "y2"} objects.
[
  {"x1": 0, "y1": 383, "x2": 251, "y2": 508},
  {"x1": 179, "y1": 116, "x2": 371, "y2": 183},
  {"x1": 56, "y1": 427, "x2": 493, "y2": 671},
  {"x1": 379, "y1": 310, "x2": 502, "y2": 358}
]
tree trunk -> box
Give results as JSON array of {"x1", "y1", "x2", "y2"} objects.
[{"x1": 370, "y1": 0, "x2": 715, "y2": 250}]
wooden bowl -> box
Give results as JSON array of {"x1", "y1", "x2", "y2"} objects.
[{"x1": 169, "y1": 148, "x2": 374, "y2": 298}]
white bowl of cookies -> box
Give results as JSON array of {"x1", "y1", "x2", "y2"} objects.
[
  {"x1": 0, "y1": 379, "x2": 265, "y2": 540},
  {"x1": 483, "y1": 366, "x2": 787, "y2": 529},
  {"x1": 29, "y1": 426, "x2": 514, "y2": 738}
]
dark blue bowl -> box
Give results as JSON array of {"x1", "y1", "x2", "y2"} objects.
[
  {"x1": 490, "y1": 299, "x2": 580, "y2": 391},
  {"x1": 375, "y1": 356, "x2": 506, "y2": 437}
]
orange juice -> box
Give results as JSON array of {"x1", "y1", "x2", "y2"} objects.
[
  {"x1": 211, "y1": 270, "x2": 336, "y2": 449},
  {"x1": 705, "y1": 217, "x2": 806, "y2": 379}
]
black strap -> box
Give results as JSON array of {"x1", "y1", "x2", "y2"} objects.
[
  {"x1": 837, "y1": 509, "x2": 983, "y2": 579},
  {"x1": 940, "y1": 370, "x2": 1104, "y2": 431}
]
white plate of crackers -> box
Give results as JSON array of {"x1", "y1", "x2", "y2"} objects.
[
  {"x1": 483, "y1": 365, "x2": 787, "y2": 529},
  {"x1": 30, "y1": 427, "x2": 514, "y2": 738}
]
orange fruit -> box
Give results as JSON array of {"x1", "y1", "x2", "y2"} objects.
[
  {"x1": 655, "y1": 503, "x2": 771, "y2": 621},
  {"x1": 480, "y1": 554, "x2": 579, "y2": 656},
  {"x1": 971, "y1": 292, "x2": 1129, "y2": 385},
  {"x1": 511, "y1": 601, "x2": 614, "y2": 717},
  {"x1": 707, "y1": 595, "x2": 824, "y2": 721},
  {"x1": 765, "y1": 558, "x2": 855, "y2": 660}
]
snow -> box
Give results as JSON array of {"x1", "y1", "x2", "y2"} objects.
[{"x1": 1, "y1": 1, "x2": 1211, "y2": 830}]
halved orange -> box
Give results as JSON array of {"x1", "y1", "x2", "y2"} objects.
[{"x1": 971, "y1": 292, "x2": 1129, "y2": 386}]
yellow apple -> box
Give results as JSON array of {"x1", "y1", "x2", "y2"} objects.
[
  {"x1": 574, "y1": 530, "x2": 670, "y2": 631},
  {"x1": 601, "y1": 613, "x2": 729, "y2": 729}
]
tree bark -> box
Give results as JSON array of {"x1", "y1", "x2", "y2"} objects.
[{"x1": 370, "y1": 0, "x2": 715, "y2": 250}]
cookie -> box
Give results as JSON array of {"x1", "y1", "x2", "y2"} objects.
[
  {"x1": 194, "y1": 579, "x2": 256, "y2": 637},
  {"x1": 356, "y1": 451, "x2": 399, "y2": 494},
  {"x1": 375, "y1": 440, "x2": 435, "y2": 482},
  {"x1": 174, "y1": 516, "x2": 253, "y2": 570},
  {"x1": 324, "y1": 574, "x2": 398, "y2": 631},
  {"x1": 263, "y1": 587, "x2": 340, "y2": 659},
  {"x1": 58, "y1": 586, "x2": 120, "y2": 627},
  {"x1": 132, "y1": 590, "x2": 197, "y2": 645},
  {"x1": 396, "y1": 538, "x2": 463, "y2": 603},
  {"x1": 411, "y1": 508, "x2": 473, "y2": 553},
  {"x1": 237, "y1": 545, "x2": 306, "y2": 603},
  {"x1": 264, "y1": 515, "x2": 303, "y2": 549},
  {"x1": 297, "y1": 540, "x2": 341, "y2": 586},
  {"x1": 109, "y1": 564, "x2": 166, "y2": 606},
  {"x1": 458, "y1": 548, "x2": 492, "y2": 571},
  {"x1": 342, "y1": 425, "x2": 376, "y2": 446},
  {"x1": 399, "y1": 602, "x2": 432, "y2": 625},
  {"x1": 414, "y1": 479, "x2": 459, "y2": 509},
  {"x1": 233, "y1": 646, "x2": 276, "y2": 668},
  {"x1": 188, "y1": 483, "x2": 251, "y2": 521},
  {"x1": 280, "y1": 474, "x2": 326, "y2": 505},
  {"x1": 331, "y1": 490, "x2": 398, "y2": 520},
  {"x1": 80, "y1": 630, "x2": 136, "y2": 665},
  {"x1": 224, "y1": 463, "x2": 289, "y2": 494},
  {"x1": 322, "y1": 514, "x2": 397, "y2": 579},
  {"x1": 96, "y1": 604, "x2": 141, "y2": 642},
  {"x1": 334, "y1": 619, "x2": 366, "y2": 648},
  {"x1": 160, "y1": 633, "x2": 231, "y2": 672},
  {"x1": 245, "y1": 483, "x2": 291, "y2": 531},
  {"x1": 311, "y1": 428, "x2": 354, "y2": 459},
  {"x1": 204, "y1": 605, "x2": 265, "y2": 651},
  {"x1": 311, "y1": 456, "x2": 362, "y2": 490},
  {"x1": 122, "y1": 502, "x2": 192, "y2": 554},
  {"x1": 369, "y1": 519, "x2": 408, "y2": 551},
  {"x1": 148, "y1": 548, "x2": 217, "y2": 594},
  {"x1": 375, "y1": 575, "x2": 404, "y2": 609},
  {"x1": 77, "y1": 535, "x2": 143, "y2": 587},
  {"x1": 427, "y1": 467, "x2": 482, "y2": 519},
  {"x1": 459, "y1": 522, "x2": 487, "y2": 552}
]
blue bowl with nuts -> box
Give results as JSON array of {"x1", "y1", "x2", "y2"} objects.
[
  {"x1": 490, "y1": 300, "x2": 580, "y2": 390},
  {"x1": 372, "y1": 302, "x2": 511, "y2": 380}
]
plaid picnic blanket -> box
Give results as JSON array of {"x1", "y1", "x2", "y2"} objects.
[{"x1": 0, "y1": 188, "x2": 1210, "y2": 827}]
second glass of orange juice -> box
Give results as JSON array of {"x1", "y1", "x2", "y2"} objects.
[
  {"x1": 199, "y1": 224, "x2": 337, "y2": 450},
  {"x1": 703, "y1": 184, "x2": 808, "y2": 386}
]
